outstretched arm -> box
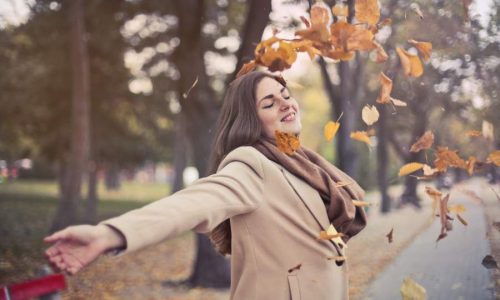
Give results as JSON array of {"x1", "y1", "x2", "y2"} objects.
[{"x1": 44, "y1": 224, "x2": 125, "y2": 274}]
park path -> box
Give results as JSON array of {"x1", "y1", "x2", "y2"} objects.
[{"x1": 361, "y1": 180, "x2": 496, "y2": 300}]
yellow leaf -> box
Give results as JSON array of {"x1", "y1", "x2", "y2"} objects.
[
  {"x1": 355, "y1": 0, "x2": 380, "y2": 26},
  {"x1": 324, "y1": 121, "x2": 341, "y2": 142},
  {"x1": 396, "y1": 47, "x2": 424, "y2": 77},
  {"x1": 350, "y1": 131, "x2": 372, "y2": 147},
  {"x1": 408, "y1": 39, "x2": 432, "y2": 62},
  {"x1": 319, "y1": 224, "x2": 347, "y2": 249},
  {"x1": 361, "y1": 104, "x2": 379, "y2": 126},
  {"x1": 398, "y1": 162, "x2": 424, "y2": 176},
  {"x1": 376, "y1": 72, "x2": 392, "y2": 104},
  {"x1": 487, "y1": 150, "x2": 500, "y2": 167},
  {"x1": 400, "y1": 277, "x2": 427, "y2": 300},
  {"x1": 275, "y1": 130, "x2": 300, "y2": 155},
  {"x1": 448, "y1": 204, "x2": 466, "y2": 214}
]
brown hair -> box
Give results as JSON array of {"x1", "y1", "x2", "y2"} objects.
[{"x1": 208, "y1": 71, "x2": 285, "y2": 255}]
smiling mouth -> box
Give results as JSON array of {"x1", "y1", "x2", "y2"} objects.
[{"x1": 281, "y1": 112, "x2": 296, "y2": 122}]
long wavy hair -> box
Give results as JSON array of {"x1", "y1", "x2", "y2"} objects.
[{"x1": 208, "y1": 71, "x2": 285, "y2": 256}]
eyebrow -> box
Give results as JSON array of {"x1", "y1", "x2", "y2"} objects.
[{"x1": 258, "y1": 87, "x2": 287, "y2": 104}]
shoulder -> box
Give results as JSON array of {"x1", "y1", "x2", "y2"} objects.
[{"x1": 217, "y1": 146, "x2": 268, "y2": 179}]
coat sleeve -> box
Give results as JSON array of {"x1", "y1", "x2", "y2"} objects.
[{"x1": 100, "y1": 147, "x2": 265, "y2": 255}]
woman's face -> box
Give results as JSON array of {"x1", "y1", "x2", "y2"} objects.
[{"x1": 255, "y1": 77, "x2": 302, "y2": 139}]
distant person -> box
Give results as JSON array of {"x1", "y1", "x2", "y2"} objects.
[{"x1": 44, "y1": 71, "x2": 367, "y2": 299}]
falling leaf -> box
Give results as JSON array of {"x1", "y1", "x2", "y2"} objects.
[
  {"x1": 288, "y1": 263, "x2": 302, "y2": 273},
  {"x1": 236, "y1": 60, "x2": 256, "y2": 78},
  {"x1": 396, "y1": 47, "x2": 424, "y2": 77},
  {"x1": 291, "y1": 40, "x2": 321, "y2": 60},
  {"x1": 426, "y1": 186, "x2": 442, "y2": 216},
  {"x1": 482, "y1": 120, "x2": 494, "y2": 141},
  {"x1": 318, "y1": 231, "x2": 345, "y2": 240},
  {"x1": 296, "y1": 2, "x2": 331, "y2": 43},
  {"x1": 373, "y1": 41, "x2": 388, "y2": 63},
  {"x1": 398, "y1": 162, "x2": 424, "y2": 176},
  {"x1": 182, "y1": 76, "x2": 199, "y2": 99},
  {"x1": 362, "y1": 105, "x2": 379, "y2": 126},
  {"x1": 324, "y1": 121, "x2": 341, "y2": 142},
  {"x1": 466, "y1": 156, "x2": 476, "y2": 175},
  {"x1": 408, "y1": 39, "x2": 432, "y2": 62},
  {"x1": 400, "y1": 277, "x2": 427, "y2": 300},
  {"x1": 275, "y1": 130, "x2": 300, "y2": 155},
  {"x1": 391, "y1": 98, "x2": 407, "y2": 107},
  {"x1": 434, "y1": 147, "x2": 468, "y2": 172},
  {"x1": 350, "y1": 131, "x2": 372, "y2": 147},
  {"x1": 448, "y1": 204, "x2": 465, "y2": 214},
  {"x1": 410, "y1": 131, "x2": 434, "y2": 152},
  {"x1": 386, "y1": 228, "x2": 394, "y2": 243},
  {"x1": 437, "y1": 193, "x2": 452, "y2": 242},
  {"x1": 355, "y1": 0, "x2": 380, "y2": 26},
  {"x1": 327, "y1": 255, "x2": 347, "y2": 262},
  {"x1": 481, "y1": 255, "x2": 498, "y2": 269},
  {"x1": 352, "y1": 200, "x2": 371, "y2": 207},
  {"x1": 487, "y1": 150, "x2": 500, "y2": 167},
  {"x1": 457, "y1": 214, "x2": 468, "y2": 226},
  {"x1": 255, "y1": 38, "x2": 298, "y2": 72},
  {"x1": 422, "y1": 164, "x2": 438, "y2": 176},
  {"x1": 465, "y1": 130, "x2": 482, "y2": 137},
  {"x1": 319, "y1": 224, "x2": 347, "y2": 249},
  {"x1": 410, "y1": 3, "x2": 424, "y2": 19},
  {"x1": 332, "y1": 4, "x2": 348, "y2": 18},
  {"x1": 376, "y1": 72, "x2": 393, "y2": 104}
]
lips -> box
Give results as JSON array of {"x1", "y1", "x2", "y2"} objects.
[{"x1": 281, "y1": 112, "x2": 296, "y2": 122}]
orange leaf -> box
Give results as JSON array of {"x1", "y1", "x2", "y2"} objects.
[
  {"x1": 291, "y1": 40, "x2": 321, "y2": 60},
  {"x1": 466, "y1": 156, "x2": 476, "y2": 175},
  {"x1": 324, "y1": 121, "x2": 341, "y2": 142},
  {"x1": 332, "y1": 4, "x2": 348, "y2": 18},
  {"x1": 376, "y1": 72, "x2": 393, "y2": 104},
  {"x1": 434, "y1": 147, "x2": 468, "y2": 172},
  {"x1": 275, "y1": 130, "x2": 300, "y2": 155},
  {"x1": 408, "y1": 39, "x2": 432, "y2": 62},
  {"x1": 355, "y1": 0, "x2": 380, "y2": 26},
  {"x1": 350, "y1": 131, "x2": 372, "y2": 147},
  {"x1": 465, "y1": 130, "x2": 482, "y2": 137},
  {"x1": 396, "y1": 47, "x2": 423, "y2": 77},
  {"x1": 398, "y1": 162, "x2": 424, "y2": 176},
  {"x1": 410, "y1": 131, "x2": 434, "y2": 153},
  {"x1": 373, "y1": 41, "x2": 388, "y2": 63},
  {"x1": 487, "y1": 150, "x2": 500, "y2": 167},
  {"x1": 258, "y1": 40, "x2": 298, "y2": 72},
  {"x1": 236, "y1": 60, "x2": 256, "y2": 78},
  {"x1": 310, "y1": 2, "x2": 332, "y2": 26},
  {"x1": 296, "y1": 2, "x2": 331, "y2": 43}
]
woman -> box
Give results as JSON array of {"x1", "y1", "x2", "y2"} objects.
[{"x1": 44, "y1": 71, "x2": 367, "y2": 299}]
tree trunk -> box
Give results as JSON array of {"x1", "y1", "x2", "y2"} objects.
[
  {"x1": 172, "y1": 114, "x2": 187, "y2": 193},
  {"x1": 85, "y1": 160, "x2": 98, "y2": 224},
  {"x1": 105, "y1": 164, "x2": 121, "y2": 191},
  {"x1": 51, "y1": 0, "x2": 90, "y2": 232},
  {"x1": 377, "y1": 104, "x2": 391, "y2": 213}
]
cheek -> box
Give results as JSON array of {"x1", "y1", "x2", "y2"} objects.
[{"x1": 258, "y1": 111, "x2": 279, "y2": 134}]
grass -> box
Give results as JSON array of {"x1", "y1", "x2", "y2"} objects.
[{"x1": 0, "y1": 179, "x2": 171, "y2": 285}]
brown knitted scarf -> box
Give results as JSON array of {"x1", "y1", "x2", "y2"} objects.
[{"x1": 253, "y1": 138, "x2": 367, "y2": 242}]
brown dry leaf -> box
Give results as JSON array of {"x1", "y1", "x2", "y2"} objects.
[
  {"x1": 352, "y1": 200, "x2": 371, "y2": 207},
  {"x1": 386, "y1": 228, "x2": 394, "y2": 243},
  {"x1": 288, "y1": 263, "x2": 302, "y2": 273},
  {"x1": 434, "y1": 147, "x2": 468, "y2": 172},
  {"x1": 410, "y1": 131, "x2": 434, "y2": 153},
  {"x1": 291, "y1": 40, "x2": 321, "y2": 60},
  {"x1": 255, "y1": 37, "x2": 297, "y2": 72},
  {"x1": 324, "y1": 121, "x2": 340, "y2": 142},
  {"x1": 296, "y1": 2, "x2": 331, "y2": 43},
  {"x1": 396, "y1": 47, "x2": 424, "y2": 77},
  {"x1": 347, "y1": 27, "x2": 376, "y2": 51},
  {"x1": 355, "y1": 0, "x2": 380, "y2": 26},
  {"x1": 275, "y1": 130, "x2": 300, "y2": 155},
  {"x1": 398, "y1": 162, "x2": 425, "y2": 176},
  {"x1": 465, "y1": 130, "x2": 482, "y2": 137},
  {"x1": 400, "y1": 277, "x2": 427, "y2": 300},
  {"x1": 437, "y1": 193, "x2": 451, "y2": 242},
  {"x1": 332, "y1": 4, "x2": 348, "y2": 18},
  {"x1": 236, "y1": 60, "x2": 256, "y2": 78},
  {"x1": 350, "y1": 131, "x2": 372, "y2": 147},
  {"x1": 361, "y1": 105, "x2": 379, "y2": 126},
  {"x1": 376, "y1": 72, "x2": 393, "y2": 104},
  {"x1": 373, "y1": 41, "x2": 388, "y2": 63},
  {"x1": 487, "y1": 150, "x2": 500, "y2": 167},
  {"x1": 482, "y1": 120, "x2": 494, "y2": 141},
  {"x1": 408, "y1": 39, "x2": 432, "y2": 62},
  {"x1": 457, "y1": 214, "x2": 468, "y2": 226}
]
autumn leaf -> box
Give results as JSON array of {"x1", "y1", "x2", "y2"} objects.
[
  {"x1": 355, "y1": 0, "x2": 380, "y2": 26},
  {"x1": 352, "y1": 200, "x2": 371, "y2": 207},
  {"x1": 291, "y1": 40, "x2": 321, "y2": 60},
  {"x1": 327, "y1": 255, "x2": 347, "y2": 262},
  {"x1": 400, "y1": 277, "x2": 427, "y2": 300},
  {"x1": 426, "y1": 186, "x2": 442, "y2": 216},
  {"x1": 410, "y1": 131, "x2": 434, "y2": 153},
  {"x1": 434, "y1": 147, "x2": 468, "y2": 172},
  {"x1": 236, "y1": 60, "x2": 256, "y2": 78},
  {"x1": 295, "y1": 2, "x2": 331, "y2": 43},
  {"x1": 398, "y1": 162, "x2": 424, "y2": 176},
  {"x1": 376, "y1": 72, "x2": 393, "y2": 104},
  {"x1": 448, "y1": 204, "x2": 465, "y2": 214},
  {"x1": 275, "y1": 130, "x2": 300, "y2": 155},
  {"x1": 319, "y1": 224, "x2": 347, "y2": 249},
  {"x1": 422, "y1": 164, "x2": 439, "y2": 176},
  {"x1": 408, "y1": 39, "x2": 432, "y2": 62},
  {"x1": 437, "y1": 193, "x2": 452, "y2": 242},
  {"x1": 332, "y1": 4, "x2": 348, "y2": 18},
  {"x1": 330, "y1": 21, "x2": 376, "y2": 53},
  {"x1": 466, "y1": 156, "x2": 476, "y2": 175},
  {"x1": 465, "y1": 130, "x2": 482, "y2": 137},
  {"x1": 350, "y1": 131, "x2": 372, "y2": 147},
  {"x1": 386, "y1": 228, "x2": 394, "y2": 243},
  {"x1": 324, "y1": 121, "x2": 341, "y2": 142},
  {"x1": 318, "y1": 231, "x2": 344, "y2": 240},
  {"x1": 396, "y1": 47, "x2": 424, "y2": 77},
  {"x1": 373, "y1": 41, "x2": 388, "y2": 63},
  {"x1": 255, "y1": 37, "x2": 297, "y2": 72},
  {"x1": 362, "y1": 105, "x2": 379, "y2": 126},
  {"x1": 487, "y1": 150, "x2": 500, "y2": 167}
]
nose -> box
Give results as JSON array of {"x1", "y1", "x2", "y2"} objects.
[{"x1": 279, "y1": 98, "x2": 291, "y2": 111}]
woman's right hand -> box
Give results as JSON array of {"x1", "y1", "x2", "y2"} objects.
[{"x1": 44, "y1": 225, "x2": 125, "y2": 274}]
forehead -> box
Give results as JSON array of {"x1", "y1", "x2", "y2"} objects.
[{"x1": 255, "y1": 77, "x2": 283, "y2": 98}]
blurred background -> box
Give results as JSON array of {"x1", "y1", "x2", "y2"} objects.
[{"x1": 0, "y1": 0, "x2": 498, "y2": 299}]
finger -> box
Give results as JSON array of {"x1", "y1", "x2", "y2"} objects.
[
  {"x1": 44, "y1": 229, "x2": 71, "y2": 243},
  {"x1": 45, "y1": 246, "x2": 61, "y2": 257}
]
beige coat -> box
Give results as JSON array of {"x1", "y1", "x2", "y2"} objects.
[{"x1": 102, "y1": 146, "x2": 353, "y2": 300}]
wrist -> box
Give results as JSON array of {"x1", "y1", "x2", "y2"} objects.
[{"x1": 96, "y1": 224, "x2": 126, "y2": 252}]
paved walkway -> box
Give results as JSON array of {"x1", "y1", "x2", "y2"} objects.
[{"x1": 361, "y1": 186, "x2": 495, "y2": 300}]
